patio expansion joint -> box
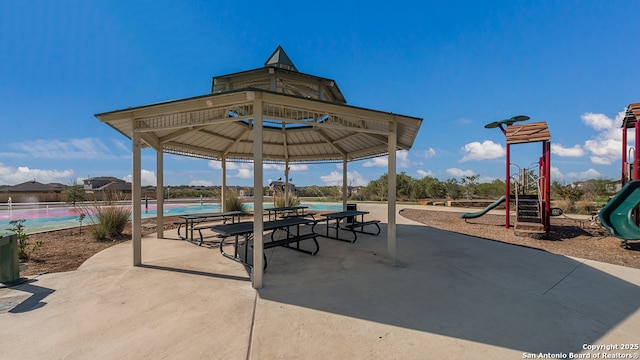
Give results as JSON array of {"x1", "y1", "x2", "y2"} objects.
[
  {"x1": 246, "y1": 291, "x2": 258, "y2": 360},
  {"x1": 541, "y1": 261, "x2": 585, "y2": 296}
]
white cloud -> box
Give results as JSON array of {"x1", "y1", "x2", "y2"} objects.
[
  {"x1": 580, "y1": 111, "x2": 625, "y2": 166},
  {"x1": 583, "y1": 138, "x2": 619, "y2": 165},
  {"x1": 553, "y1": 166, "x2": 603, "y2": 182},
  {"x1": 550, "y1": 166, "x2": 564, "y2": 180},
  {"x1": 124, "y1": 169, "x2": 157, "y2": 186},
  {"x1": 208, "y1": 161, "x2": 255, "y2": 178},
  {"x1": 417, "y1": 169, "x2": 433, "y2": 178},
  {"x1": 446, "y1": 168, "x2": 475, "y2": 177},
  {"x1": 362, "y1": 150, "x2": 411, "y2": 168},
  {"x1": 417, "y1": 148, "x2": 436, "y2": 158},
  {"x1": 263, "y1": 163, "x2": 309, "y2": 172},
  {"x1": 5, "y1": 138, "x2": 118, "y2": 160},
  {"x1": 362, "y1": 157, "x2": 388, "y2": 168},
  {"x1": 320, "y1": 171, "x2": 367, "y2": 186},
  {"x1": 189, "y1": 180, "x2": 214, "y2": 186},
  {"x1": 0, "y1": 163, "x2": 75, "y2": 185},
  {"x1": 236, "y1": 168, "x2": 253, "y2": 179},
  {"x1": 565, "y1": 168, "x2": 603, "y2": 181},
  {"x1": 460, "y1": 140, "x2": 504, "y2": 162},
  {"x1": 551, "y1": 144, "x2": 584, "y2": 157},
  {"x1": 582, "y1": 112, "x2": 615, "y2": 131}
]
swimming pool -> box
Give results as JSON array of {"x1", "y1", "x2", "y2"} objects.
[{"x1": 0, "y1": 202, "x2": 344, "y2": 234}]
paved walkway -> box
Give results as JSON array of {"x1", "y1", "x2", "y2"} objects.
[{"x1": 1, "y1": 203, "x2": 639, "y2": 359}]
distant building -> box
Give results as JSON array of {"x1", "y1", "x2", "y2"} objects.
[
  {"x1": 268, "y1": 181, "x2": 296, "y2": 196},
  {"x1": 83, "y1": 177, "x2": 131, "y2": 199},
  {"x1": 1, "y1": 180, "x2": 63, "y2": 203}
]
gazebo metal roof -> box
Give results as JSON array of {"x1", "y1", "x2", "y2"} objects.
[
  {"x1": 96, "y1": 46, "x2": 421, "y2": 164},
  {"x1": 94, "y1": 46, "x2": 424, "y2": 288}
]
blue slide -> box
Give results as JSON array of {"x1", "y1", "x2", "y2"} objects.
[
  {"x1": 460, "y1": 196, "x2": 507, "y2": 219},
  {"x1": 599, "y1": 180, "x2": 640, "y2": 241}
]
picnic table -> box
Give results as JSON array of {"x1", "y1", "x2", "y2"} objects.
[
  {"x1": 176, "y1": 211, "x2": 244, "y2": 244},
  {"x1": 210, "y1": 217, "x2": 319, "y2": 269},
  {"x1": 319, "y1": 210, "x2": 380, "y2": 243},
  {"x1": 264, "y1": 205, "x2": 309, "y2": 221}
]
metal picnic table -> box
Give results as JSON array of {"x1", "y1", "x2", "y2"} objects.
[{"x1": 210, "y1": 217, "x2": 319, "y2": 269}]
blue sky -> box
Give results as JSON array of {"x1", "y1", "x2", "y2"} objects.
[{"x1": 1, "y1": 1, "x2": 639, "y2": 188}]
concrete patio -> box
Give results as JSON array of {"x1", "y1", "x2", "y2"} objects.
[{"x1": 1, "y1": 203, "x2": 639, "y2": 359}]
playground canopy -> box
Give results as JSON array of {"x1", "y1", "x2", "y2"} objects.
[{"x1": 95, "y1": 46, "x2": 423, "y2": 288}]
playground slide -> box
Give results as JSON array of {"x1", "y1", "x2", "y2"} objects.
[
  {"x1": 460, "y1": 196, "x2": 507, "y2": 219},
  {"x1": 599, "y1": 180, "x2": 640, "y2": 240}
]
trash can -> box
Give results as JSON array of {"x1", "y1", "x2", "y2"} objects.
[
  {"x1": 346, "y1": 203, "x2": 357, "y2": 224},
  {"x1": 0, "y1": 233, "x2": 22, "y2": 287}
]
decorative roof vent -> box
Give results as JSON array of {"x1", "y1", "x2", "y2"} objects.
[{"x1": 264, "y1": 45, "x2": 298, "y2": 72}]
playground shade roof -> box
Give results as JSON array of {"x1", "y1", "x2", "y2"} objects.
[
  {"x1": 622, "y1": 103, "x2": 640, "y2": 128},
  {"x1": 505, "y1": 121, "x2": 551, "y2": 144}
]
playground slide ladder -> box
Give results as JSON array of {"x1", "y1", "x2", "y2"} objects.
[{"x1": 514, "y1": 194, "x2": 545, "y2": 234}]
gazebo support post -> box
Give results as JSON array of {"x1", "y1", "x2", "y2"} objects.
[
  {"x1": 156, "y1": 148, "x2": 164, "y2": 239},
  {"x1": 284, "y1": 159, "x2": 289, "y2": 206},
  {"x1": 252, "y1": 94, "x2": 264, "y2": 288},
  {"x1": 387, "y1": 121, "x2": 397, "y2": 266},
  {"x1": 132, "y1": 130, "x2": 142, "y2": 266},
  {"x1": 221, "y1": 157, "x2": 226, "y2": 212},
  {"x1": 342, "y1": 158, "x2": 348, "y2": 209}
]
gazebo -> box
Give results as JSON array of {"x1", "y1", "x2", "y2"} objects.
[{"x1": 95, "y1": 46, "x2": 423, "y2": 288}]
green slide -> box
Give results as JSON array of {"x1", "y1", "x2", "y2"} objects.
[
  {"x1": 460, "y1": 196, "x2": 507, "y2": 219},
  {"x1": 599, "y1": 180, "x2": 640, "y2": 240}
]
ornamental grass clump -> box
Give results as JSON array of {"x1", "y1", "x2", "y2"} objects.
[
  {"x1": 90, "y1": 205, "x2": 131, "y2": 241},
  {"x1": 274, "y1": 193, "x2": 300, "y2": 207},
  {"x1": 225, "y1": 190, "x2": 246, "y2": 212},
  {"x1": 80, "y1": 190, "x2": 132, "y2": 241}
]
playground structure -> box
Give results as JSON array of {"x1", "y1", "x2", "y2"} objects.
[
  {"x1": 600, "y1": 102, "x2": 640, "y2": 248},
  {"x1": 463, "y1": 116, "x2": 551, "y2": 236}
]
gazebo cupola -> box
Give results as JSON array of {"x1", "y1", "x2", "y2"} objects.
[{"x1": 211, "y1": 45, "x2": 347, "y2": 104}]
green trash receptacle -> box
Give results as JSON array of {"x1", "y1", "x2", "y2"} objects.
[{"x1": 0, "y1": 233, "x2": 25, "y2": 287}]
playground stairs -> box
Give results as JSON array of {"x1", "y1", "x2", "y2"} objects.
[{"x1": 514, "y1": 194, "x2": 546, "y2": 235}]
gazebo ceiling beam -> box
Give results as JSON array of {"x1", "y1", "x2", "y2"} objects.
[
  {"x1": 222, "y1": 127, "x2": 252, "y2": 156},
  {"x1": 158, "y1": 125, "x2": 208, "y2": 144},
  {"x1": 315, "y1": 128, "x2": 347, "y2": 156},
  {"x1": 140, "y1": 132, "x2": 160, "y2": 150},
  {"x1": 263, "y1": 115, "x2": 389, "y2": 135}
]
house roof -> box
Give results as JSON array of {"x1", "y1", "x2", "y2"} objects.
[{"x1": 8, "y1": 180, "x2": 59, "y2": 193}]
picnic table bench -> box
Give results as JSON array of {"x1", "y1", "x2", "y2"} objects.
[
  {"x1": 210, "y1": 217, "x2": 319, "y2": 270},
  {"x1": 175, "y1": 211, "x2": 244, "y2": 244},
  {"x1": 264, "y1": 205, "x2": 309, "y2": 221},
  {"x1": 319, "y1": 210, "x2": 379, "y2": 243}
]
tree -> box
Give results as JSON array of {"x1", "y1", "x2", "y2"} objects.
[
  {"x1": 63, "y1": 181, "x2": 85, "y2": 206},
  {"x1": 460, "y1": 174, "x2": 480, "y2": 199},
  {"x1": 396, "y1": 172, "x2": 414, "y2": 200},
  {"x1": 443, "y1": 178, "x2": 462, "y2": 200}
]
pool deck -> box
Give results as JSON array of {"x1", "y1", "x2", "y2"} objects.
[{"x1": 1, "y1": 203, "x2": 639, "y2": 359}]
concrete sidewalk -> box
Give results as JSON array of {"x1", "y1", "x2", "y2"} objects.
[{"x1": 1, "y1": 203, "x2": 639, "y2": 359}]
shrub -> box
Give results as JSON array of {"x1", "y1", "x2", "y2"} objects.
[
  {"x1": 90, "y1": 205, "x2": 131, "y2": 241},
  {"x1": 80, "y1": 190, "x2": 132, "y2": 241},
  {"x1": 274, "y1": 193, "x2": 300, "y2": 207},
  {"x1": 225, "y1": 190, "x2": 246, "y2": 212},
  {"x1": 6, "y1": 219, "x2": 42, "y2": 260}
]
